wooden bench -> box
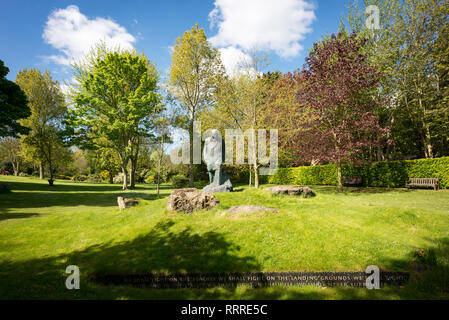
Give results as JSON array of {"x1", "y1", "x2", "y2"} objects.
[
  {"x1": 406, "y1": 178, "x2": 439, "y2": 190},
  {"x1": 343, "y1": 176, "x2": 363, "y2": 186}
]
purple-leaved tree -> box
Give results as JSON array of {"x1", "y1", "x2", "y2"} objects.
[{"x1": 295, "y1": 33, "x2": 391, "y2": 191}]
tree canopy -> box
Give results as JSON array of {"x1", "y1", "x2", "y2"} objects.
[
  {"x1": 0, "y1": 59, "x2": 30, "y2": 137},
  {"x1": 70, "y1": 44, "x2": 162, "y2": 189},
  {"x1": 168, "y1": 24, "x2": 225, "y2": 187},
  {"x1": 15, "y1": 68, "x2": 67, "y2": 185}
]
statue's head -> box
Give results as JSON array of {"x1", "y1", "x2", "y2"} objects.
[{"x1": 210, "y1": 129, "x2": 221, "y2": 142}]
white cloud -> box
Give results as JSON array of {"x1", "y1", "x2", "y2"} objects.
[
  {"x1": 218, "y1": 46, "x2": 252, "y2": 75},
  {"x1": 209, "y1": 0, "x2": 316, "y2": 58},
  {"x1": 42, "y1": 5, "x2": 136, "y2": 65}
]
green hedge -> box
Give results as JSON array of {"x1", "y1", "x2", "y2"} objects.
[
  {"x1": 267, "y1": 157, "x2": 449, "y2": 189},
  {"x1": 171, "y1": 174, "x2": 189, "y2": 188}
]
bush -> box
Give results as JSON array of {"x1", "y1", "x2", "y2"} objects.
[
  {"x1": 145, "y1": 174, "x2": 155, "y2": 184},
  {"x1": 57, "y1": 174, "x2": 71, "y2": 180},
  {"x1": 71, "y1": 174, "x2": 87, "y2": 182},
  {"x1": 113, "y1": 173, "x2": 124, "y2": 184},
  {"x1": 267, "y1": 157, "x2": 449, "y2": 189},
  {"x1": 87, "y1": 173, "x2": 102, "y2": 183},
  {"x1": 136, "y1": 168, "x2": 151, "y2": 183},
  {"x1": 99, "y1": 170, "x2": 110, "y2": 182},
  {"x1": 171, "y1": 174, "x2": 189, "y2": 188}
]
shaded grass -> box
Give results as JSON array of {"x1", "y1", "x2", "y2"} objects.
[{"x1": 1, "y1": 176, "x2": 449, "y2": 299}]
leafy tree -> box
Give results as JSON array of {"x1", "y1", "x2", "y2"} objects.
[
  {"x1": 70, "y1": 44, "x2": 161, "y2": 189},
  {"x1": 150, "y1": 115, "x2": 175, "y2": 195},
  {"x1": 0, "y1": 137, "x2": 22, "y2": 175},
  {"x1": 15, "y1": 69, "x2": 67, "y2": 185},
  {"x1": 94, "y1": 147, "x2": 121, "y2": 184},
  {"x1": 168, "y1": 24, "x2": 225, "y2": 187},
  {"x1": 201, "y1": 50, "x2": 272, "y2": 188},
  {"x1": 71, "y1": 149, "x2": 89, "y2": 176},
  {"x1": 262, "y1": 71, "x2": 308, "y2": 167},
  {"x1": 0, "y1": 59, "x2": 30, "y2": 137},
  {"x1": 296, "y1": 33, "x2": 390, "y2": 191},
  {"x1": 345, "y1": 0, "x2": 449, "y2": 158}
]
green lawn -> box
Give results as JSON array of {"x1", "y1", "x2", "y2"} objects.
[{"x1": 1, "y1": 175, "x2": 449, "y2": 299}]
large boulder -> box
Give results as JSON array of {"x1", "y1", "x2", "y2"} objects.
[
  {"x1": 266, "y1": 185, "x2": 316, "y2": 198},
  {"x1": 167, "y1": 188, "x2": 219, "y2": 213}
]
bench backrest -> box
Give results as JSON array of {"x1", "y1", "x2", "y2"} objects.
[{"x1": 408, "y1": 178, "x2": 439, "y2": 184}]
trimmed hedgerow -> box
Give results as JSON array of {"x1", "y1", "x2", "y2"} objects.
[{"x1": 267, "y1": 157, "x2": 449, "y2": 189}]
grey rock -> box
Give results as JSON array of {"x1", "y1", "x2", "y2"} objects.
[
  {"x1": 117, "y1": 197, "x2": 140, "y2": 210},
  {"x1": 227, "y1": 205, "x2": 278, "y2": 214},
  {"x1": 167, "y1": 188, "x2": 220, "y2": 213},
  {"x1": 266, "y1": 185, "x2": 316, "y2": 198},
  {"x1": 203, "y1": 172, "x2": 233, "y2": 193}
]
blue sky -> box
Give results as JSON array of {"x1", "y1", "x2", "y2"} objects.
[{"x1": 1, "y1": 0, "x2": 351, "y2": 84}]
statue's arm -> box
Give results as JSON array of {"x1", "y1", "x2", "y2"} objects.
[{"x1": 203, "y1": 140, "x2": 209, "y2": 164}]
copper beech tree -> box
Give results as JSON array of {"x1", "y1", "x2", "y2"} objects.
[{"x1": 293, "y1": 33, "x2": 391, "y2": 191}]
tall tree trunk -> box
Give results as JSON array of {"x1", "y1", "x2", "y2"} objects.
[
  {"x1": 13, "y1": 162, "x2": 18, "y2": 176},
  {"x1": 39, "y1": 162, "x2": 43, "y2": 179},
  {"x1": 189, "y1": 117, "x2": 194, "y2": 188},
  {"x1": 423, "y1": 124, "x2": 433, "y2": 158},
  {"x1": 337, "y1": 162, "x2": 342, "y2": 193},
  {"x1": 121, "y1": 160, "x2": 128, "y2": 190},
  {"x1": 253, "y1": 163, "x2": 259, "y2": 188},
  {"x1": 253, "y1": 132, "x2": 259, "y2": 188},
  {"x1": 129, "y1": 158, "x2": 137, "y2": 189},
  {"x1": 48, "y1": 160, "x2": 54, "y2": 186},
  {"x1": 416, "y1": 88, "x2": 433, "y2": 158},
  {"x1": 248, "y1": 166, "x2": 252, "y2": 187},
  {"x1": 157, "y1": 155, "x2": 161, "y2": 196},
  {"x1": 157, "y1": 135, "x2": 164, "y2": 196}
]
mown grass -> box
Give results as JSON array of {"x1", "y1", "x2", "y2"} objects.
[{"x1": 1, "y1": 175, "x2": 449, "y2": 299}]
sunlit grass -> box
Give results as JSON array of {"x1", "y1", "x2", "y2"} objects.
[{"x1": 1, "y1": 175, "x2": 449, "y2": 299}]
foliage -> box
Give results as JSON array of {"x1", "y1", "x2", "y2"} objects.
[
  {"x1": 201, "y1": 50, "x2": 272, "y2": 188},
  {"x1": 87, "y1": 173, "x2": 102, "y2": 183},
  {"x1": 70, "y1": 149, "x2": 89, "y2": 176},
  {"x1": 168, "y1": 24, "x2": 225, "y2": 187},
  {"x1": 0, "y1": 137, "x2": 22, "y2": 175},
  {"x1": 99, "y1": 170, "x2": 110, "y2": 182},
  {"x1": 262, "y1": 71, "x2": 306, "y2": 166},
  {"x1": 93, "y1": 147, "x2": 121, "y2": 183},
  {"x1": 15, "y1": 68, "x2": 67, "y2": 184},
  {"x1": 57, "y1": 174, "x2": 72, "y2": 180},
  {"x1": 71, "y1": 174, "x2": 87, "y2": 182},
  {"x1": 69, "y1": 43, "x2": 161, "y2": 189},
  {"x1": 268, "y1": 156, "x2": 449, "y2": 189},
  {"x1": 171, "y1": 174, "x2": 189, "y2": 188},
  {"x1": 0, "y1": 59, "x2": 30, "y2": 137},
  {"x1": 345, "y1": 0, "x2": 449, "y2": 159},
  {"x1": 413, "y1": 248, "x2": 437, "y2": 267},
  {"x1": 294, "y1": 33, "x2": 390, "y2": 190}
]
